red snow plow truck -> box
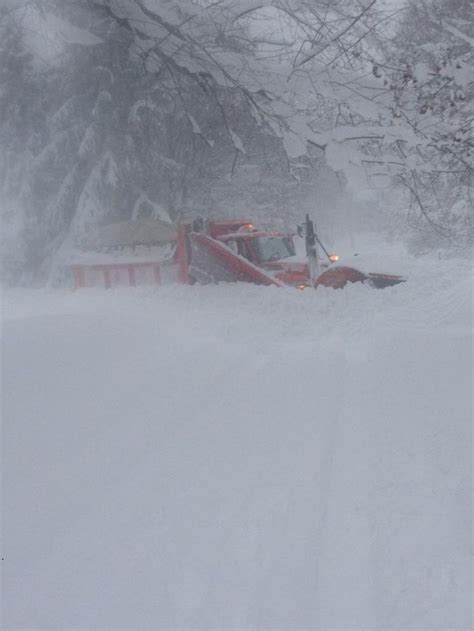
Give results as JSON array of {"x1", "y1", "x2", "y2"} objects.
[{"x1": 70, "y1": 215, "x2": 405, "y2": 291}]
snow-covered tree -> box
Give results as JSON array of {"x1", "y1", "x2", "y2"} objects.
[
  {"x1": 385, "y1": 0, "x2": 473, "y2": 245},
  {"x1": 1, "y1": 0, "x2": 472, "y2": 283}
]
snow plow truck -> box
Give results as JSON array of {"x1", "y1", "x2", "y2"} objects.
[{"x1": 70, "y1": 215, "x2": 405, "y2": 291}]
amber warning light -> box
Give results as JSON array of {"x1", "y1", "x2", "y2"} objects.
[
  {"x1": 238, "y1": 223, "x2": 255, "y2": 232},
  {"x1": 329, "y1": 254, "x2": 339, "y2": 262}
]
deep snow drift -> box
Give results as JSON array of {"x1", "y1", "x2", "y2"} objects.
[{"x1": 1, "y1": 252, "x2": 472, "y2": 629}]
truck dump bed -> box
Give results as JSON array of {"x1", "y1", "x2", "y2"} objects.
[{"x1": 83, "y1": 219, "x2": 177, "y2": 249}]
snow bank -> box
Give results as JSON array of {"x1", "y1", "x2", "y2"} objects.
[{"x1": 2, "y1": 253, "x2": 472, "y2": 629}]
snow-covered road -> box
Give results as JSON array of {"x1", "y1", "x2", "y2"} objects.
[{"x1": 2, "y1": 255, "x2": 472, "y2": 629}]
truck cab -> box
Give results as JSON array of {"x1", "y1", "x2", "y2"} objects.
[
  {"x1": 216, "y1": 224, "x2": 310, "y2": 287},
  {"x1": 220, "y1": 232, "x2": 295, "y2": 264}
]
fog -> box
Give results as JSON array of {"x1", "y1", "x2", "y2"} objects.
[{"x1": 1, "y1": 1, "x2": 472, "y2": 629}]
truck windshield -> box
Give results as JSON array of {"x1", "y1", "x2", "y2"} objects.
[{"x1": 254, "y1": 236, "x2": 295, "y2": 262}]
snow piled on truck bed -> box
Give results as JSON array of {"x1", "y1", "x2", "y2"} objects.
[{"x1": 2, "y1": 252, "x2": 472, "y2": 629}]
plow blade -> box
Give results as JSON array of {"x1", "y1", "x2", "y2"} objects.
[{"x1": 316, "y1": 266, "x2": 406, "y2": 290}]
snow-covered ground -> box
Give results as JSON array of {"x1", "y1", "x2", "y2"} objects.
[{"x1": 1, "y1": 251, "x2": 472, "y2": 629}]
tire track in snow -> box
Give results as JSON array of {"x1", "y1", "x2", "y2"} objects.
[{"x1": 310, "y1": 344, "x2": 378, "y2": 628}]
